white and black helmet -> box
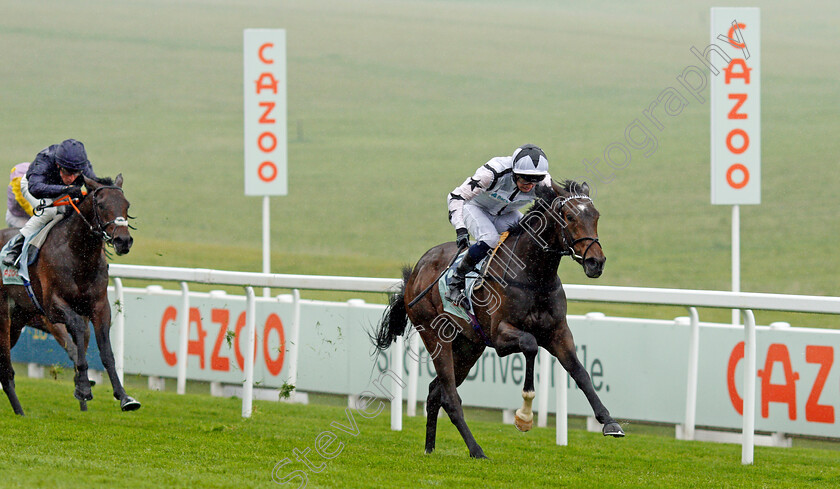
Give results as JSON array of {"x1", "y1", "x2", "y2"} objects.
[{"x1": 511, "y1": 144, "x2": 549, "y2": 180}]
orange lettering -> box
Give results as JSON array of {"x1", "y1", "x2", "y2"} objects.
[
  {"x1": 255, "y1": 73, "x2": 279, "y2": 94},
  {"x1": 724, "y1": 59, "x2": 751, "y2": 84},
  {"x1": 726, "y1": 23, "x2": 747, "y2": 49},
  {"x1": 726, "y1": 163, "x2": 750, "y2": 189},
  {"x1": 727, "y1": 341, "x2": 744, "y2": 415},
  {"x1": 757, "y1": 344, "x2": 799, "y2": 420},
  {"x1": 805, "y1": 345, "x2": 835, "y2": 424},
  {"x1": 233, "y1": 312, "x2": 258, "y2": 371},
  {"x1": 258, "y1": 42, "x2": 275, "y2": 64},
  {"x1": 263, "y1": 314, "x2": 286, "y2": 376},
  {"x1": 210, "y1": 309, "x2": 231, "y2": 372},
  {"x1": 726, "y1": 128, "x2": 749, "y2": 154},
  {"x1": 258, "y1": 101, "x2": 276, "y2": 124},
  {"x1": 160, "y1": 306, "x2": 178, "y2": 367},
  {"x1": 257, "y1": 132, "x2": 277, "y2": 153},
  {"x1": 727, "y1": 94, "x2": 748, "y2": 120},
  {"x1": 187, "y1": 308, "x2": 208, "y2": 369}
]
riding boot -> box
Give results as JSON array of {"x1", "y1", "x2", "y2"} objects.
[
  {"x1": 445, "y1": 243, "x2": 489, "y2": 307},
  {"x1": 2, "y1": 233, "x2": 24, "y2": 267}
]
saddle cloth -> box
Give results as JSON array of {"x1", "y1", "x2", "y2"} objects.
[
  {"x1": 1, "y1": 217, "x2": 63, "y2": 285},
  {"x1": 437, "y1": 250, "x2": 487, "y2": 322}
]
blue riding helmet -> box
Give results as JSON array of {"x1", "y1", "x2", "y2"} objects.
[{"x1": 54, "y1": 139, "x2": 89, "y2": 171}]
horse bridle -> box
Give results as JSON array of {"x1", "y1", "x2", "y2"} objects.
[
  {"x1": 546, "y1": 194, "x2": 602, "y2": 265},
  {"x1": 70, "y1": 185, "x2": 134, "y2": 246}
]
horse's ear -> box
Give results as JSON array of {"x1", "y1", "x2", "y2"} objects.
[
  {"x1": 83, "y1": 176, "x2": 100, "y2": 192},
  {"x1": 580, "y1": 181, "x2": 590, "y2": 196},
  {"x1": 550, "y1": 179, "x2": 569, "y2": 198},
  {"x1": 115, "y1": 173, "x2": 123, "y2": 188}
]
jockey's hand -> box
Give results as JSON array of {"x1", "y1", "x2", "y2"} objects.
[
  {"x1": 456, "y1": 228, "x2": 470, "y2": 250},
  {"x1": 65, "y1": 186, "x2": 84, "y2": 200}
]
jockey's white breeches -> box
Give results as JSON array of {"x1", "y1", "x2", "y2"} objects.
[
  {"x1": 19, "y1": 175, "x2": 64, "y2": 239},
  {"x1": 462, "y1": 203, "x2": 523, "y2": 247}
]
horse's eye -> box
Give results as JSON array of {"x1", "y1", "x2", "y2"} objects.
[{"x1": 565, "y1": 213, "x2": 576, "y2": 222}]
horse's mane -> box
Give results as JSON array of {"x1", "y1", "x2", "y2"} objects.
[{"x1": 505, "y1": 180, "x2": 586, "y2": 236}]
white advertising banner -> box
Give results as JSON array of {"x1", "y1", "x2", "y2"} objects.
[
  {"x1": 710, "y1": 8, "x2": 760, "y2": 205},
  {"x1": 244, "y1": 29, "x2": 287, "y2": 196},
  {"x1": 99, "y1": 288, "x2": 840, "y2": 439}
]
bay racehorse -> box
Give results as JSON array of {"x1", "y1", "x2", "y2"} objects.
[
  {"x1": 0, "y1": 175, "x2": 138, "y2": 415},
  {"x1": 374, "y1": 180, "x2": 623, "y2": 458}
]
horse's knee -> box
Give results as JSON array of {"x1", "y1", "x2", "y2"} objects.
[
  {"x1": 427, "y1": 377, "x2": 440, "y2": 395},
  {"x1": 519, "y1": 334, "x2": 538, "y2": 358}
]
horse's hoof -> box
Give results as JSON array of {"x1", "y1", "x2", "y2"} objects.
[
  {"x1": 469, "y1": 448, "x2": 488, "y2": 459},
  {"x1": 120, "y1": 396, "x2": 141, "y2": 412},
  {"x1": 603, "y1": 422, "x2": 625, "y2": 437},
  {"x1": 514, "y1": 415, "x2": 533, "y2": 432},
  {"x1": 79, "y1": 399, "x2": 88, "y2": 412},
  {"x1": 74, "y1": 390, "x2": 93, "y2": 402}
]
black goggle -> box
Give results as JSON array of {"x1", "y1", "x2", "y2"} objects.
[{"x1": 516, "y1": 174, "x2": 544, "y2": 184}]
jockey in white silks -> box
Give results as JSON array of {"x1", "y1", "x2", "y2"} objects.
[{"x1": 445, "y1": 144, "x2": 552, "y2": 306}]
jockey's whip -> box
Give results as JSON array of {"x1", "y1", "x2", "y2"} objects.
[{"x1": 407, "y1": 243, "x2": 466, "y2": 308}]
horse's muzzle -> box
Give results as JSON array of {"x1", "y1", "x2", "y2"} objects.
[
  {"x1": 584, "y1": 256, "x2": 605, "y2": 278},
  {"x1": 113, "y1": 235, "x2": 133, "y2": 255}
]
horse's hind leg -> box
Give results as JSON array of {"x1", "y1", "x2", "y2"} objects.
[
  {"x1": 546, "y1": 322, "x2": 624, "y2": 437},
  {"x1": 424, "y1": 334, "x2": 485, "y2": 455},
  {"x1": 92, "y1": 300, "x2": 139, "y2": 411},
  {"x1": 0, "y1": 302, "x2": 24, "y2": 415},
  {"x1": 51, "y1": 300, "x2": 93, "y2": 410},
  {"x1": 424, "y1": 376, "x2": 442, "y2": 454},
  {"x1": 429, "y1": 340, "x2": 487, "y2": 459}
]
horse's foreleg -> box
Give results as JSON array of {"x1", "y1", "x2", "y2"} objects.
[
  {"x1": 547, "y1": 325, "x2": 624, "y2": 437},
  {"x1": 492, "y1": 321, "x2": 539, "y2": 432},
  {"x1": 92, "y1": 301, "x2": 140, "y2": 411}
]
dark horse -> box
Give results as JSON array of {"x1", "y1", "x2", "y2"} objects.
[
  {"x1": 374, "y1": 180, "x2": 623, "y2": 458},
  {"x1": 0, "y1": 175, "x2": 138, "y2": 415}
]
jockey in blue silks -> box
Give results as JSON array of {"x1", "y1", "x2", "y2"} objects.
[
  {"x1": 445, "y1": 144, "x2": 552, "y2": 306},
  {"x1": 3, "y1": 139, "x2": 100, "y2": 267}
]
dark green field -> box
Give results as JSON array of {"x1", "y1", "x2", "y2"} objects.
[{"x1": 1, "y1": 0, "x2": 840, "y2": 486}]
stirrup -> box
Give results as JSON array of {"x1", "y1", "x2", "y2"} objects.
[{"x1": 445, "y1": 286, "x2": 467, "y2": 307}]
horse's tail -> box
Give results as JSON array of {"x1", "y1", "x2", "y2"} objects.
[{"x1": 373, "y1": 266, "x2": 413, "y2": 351}]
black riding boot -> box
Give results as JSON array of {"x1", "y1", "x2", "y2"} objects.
[
  {"x1": 2, "y1": 233, "x2": 24, "y2": 267},
  {"x1": 445, "y1": 246, "x2": 485, "y2": 307}
]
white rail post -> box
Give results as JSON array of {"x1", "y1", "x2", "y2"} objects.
[
  {"x1": 113, "y1": 277, "x2": 125, "y2": 385},
  {"x1": 742, "y1": 309, "x2": 757, "y2": 464},
  {"x1": 538, "y1": 348, "x2": 550, "y2": 427},
  {"x1": 242, "y1": 287, "x2": 257, "y2": 418},
  {"x1": 176, "y1": 281, "x2": 190, "y2": 395},
  {"x1": 286, "y1": 289, "x2": 301, "y2": 401},
  {"x1": 555, "y1": 359, "x2": 568, "y2": 446},
  {"x1": 242, "y1": 286, "x2": 257, "y2": 418},
  {"x1": 406, "y1": 330, "x2": 419, "y2": 417},
  {"x1": 683, "y1": 307, "x2": 700, "y2": 440},
  {"x1": 391, "y1": 335, "x2": 404, "y2": 431}
]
